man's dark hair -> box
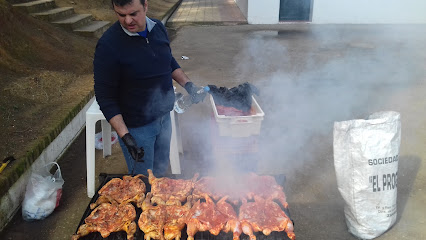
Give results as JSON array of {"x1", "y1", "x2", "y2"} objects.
[{"x1": 112, "y1": 0, "x2": 146, "y2": 7}]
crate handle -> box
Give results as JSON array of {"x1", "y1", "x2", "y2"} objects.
[{"x1": 230, "y1": 118, "x2": 253, "y2": 124}]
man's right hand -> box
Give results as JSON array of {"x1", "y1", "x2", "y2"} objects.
[{"x1": 121, "y1": 133, "x2": 144, "y2": 162}]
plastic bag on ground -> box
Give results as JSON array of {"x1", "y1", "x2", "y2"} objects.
[
  {"x1": 95, "y1": 131, "x2": 118, "y2": 150},
  {"x1": 333, "y1": 111, "x2": 400, "y2": 239},
  {"x1": 22, "y1": 162, "x2": 64, "y2": 221}
]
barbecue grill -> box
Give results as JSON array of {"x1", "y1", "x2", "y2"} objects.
[{"x1": 75, "y1": 174, "x2": 294, "y2": 240}]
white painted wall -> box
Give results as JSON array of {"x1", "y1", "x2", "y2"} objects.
[
  {"x1": 312, "y1": 0, "x2": 426, "y2": 24},
  {"x1": 247, "y1": 0, "x2": 280, "y2": 24},
  {"x1": 235, "y1": 0, "x2": 248, "y2": 19},
  {"x1": 235, "y1": 0, "x2": 426, "y2": 24}
]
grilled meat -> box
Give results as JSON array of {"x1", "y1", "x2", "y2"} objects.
[
  {"x1": 217, "y1": 196, "x2": 242, "y2": 240},
  {"x1": 72, "y1": 203, "x2": 137, "y2": 240},
  {"x1": 192, "y1": 176, "x2": 245, "y2": 205},
  {"x1": 148, "y1": 169, "x2": 198, "y2": 205},
  {"x1": 193, "y1": 173, "x2": 288, "y2": 207},
  {"x1": 74, "y1": 171, "x2": 294, "y2": 240},
  {"x1": 186, "y1": 194, "x2": 231, "y2": 240},
  {"x1": 239, "y1": 196, "x2": 295, "y2": 240},
  {"x1": 244, "y1": 173, "x2": 288, "y2": 208},
  {"x1": 138, "y1": 193, "x2": 192, "y2": 240},
  {"x1": 139, "y1": 193, "x2": 166, "y2": 240},
  {"x1": 90, "y1": 174, "x2": 146, "y2": 209},
  {"x1": 163, "y1": 196, "x2": 192, "y2": 240}
]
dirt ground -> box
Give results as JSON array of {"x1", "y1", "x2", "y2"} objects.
[{"x1": 0, "y1": 0, "x2": 95, "y2": 163}]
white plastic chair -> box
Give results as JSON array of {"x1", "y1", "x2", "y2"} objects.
[{"x1": 85, "y1": 98, "x2": 181, "y2": 198}]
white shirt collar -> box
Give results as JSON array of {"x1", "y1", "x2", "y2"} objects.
[{"x1": 120, "y1": 16, "x2": 157, "y2": 36}]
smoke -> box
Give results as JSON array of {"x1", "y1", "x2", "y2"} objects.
[
  {"x1": 178, "y1": 26, "x2": 425, "y2": 181},
  {"x1": 230, "y1": 27, "x2": 426, "y2": 175}
]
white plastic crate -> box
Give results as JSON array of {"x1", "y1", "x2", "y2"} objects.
[{"x1": 210, "y1": 95, "x2": 265, "y2": 137}]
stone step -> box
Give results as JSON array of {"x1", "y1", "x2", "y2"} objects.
[
  {"x1": 7, "y1": 0, "x2": 34, "y2": 3},
  {"x1": 52, "y1": 13, "x2": 93, "y2": 31},
  {"x1": 31, "y1": 6, "x2": 74, "y2": 22},
  {"x1": 12, "y1": 0, "x2": 56, "y2": 14},
  {"x1": 74, "y1": 20, "x2": 110, "y2": 38},
  {"x1": 10, "y1": 0, "x2": 111, "y2": 38}
]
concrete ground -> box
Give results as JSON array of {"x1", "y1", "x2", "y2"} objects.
[
  {"x1": 1, "y1": 0, "x2": 426, "y2": 240},
  {"x1": 167, "y1": 0, "x2": 247, "y2": 26}
]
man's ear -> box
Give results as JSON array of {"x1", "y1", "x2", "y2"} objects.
[{"x1": 144, "y1": 0, "x2": 148, "y2": 11}]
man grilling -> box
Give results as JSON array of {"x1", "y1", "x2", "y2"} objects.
[{"x1": 94, "y1": 0, "x2": 207, "y2": 176}]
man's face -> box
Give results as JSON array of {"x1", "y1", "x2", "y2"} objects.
[{"x1": 113, "y1": 0, "x2": 148, "y2": 33}]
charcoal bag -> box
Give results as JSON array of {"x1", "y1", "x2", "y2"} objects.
[{"x1": 333, "y1": 111, "x2": 400, "y2": 239}]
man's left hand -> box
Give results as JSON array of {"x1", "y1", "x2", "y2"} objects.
[{"x1": 184, "y1": 82, "x2": 207, "y2": 104}]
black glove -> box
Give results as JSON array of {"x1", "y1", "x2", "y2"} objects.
[
  {"x1": 121, "y1": 133, "x2": 144, "y2": 162},
  {"x1": 184, "y1": 82, "x2": 207, "y2": 104}
]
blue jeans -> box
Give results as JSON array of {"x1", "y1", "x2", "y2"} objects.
[{"x1": 118, "y1": 113, "x2": 171, "y2": 177}]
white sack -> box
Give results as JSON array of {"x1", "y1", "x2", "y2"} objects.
[{"x1": 333, "y1": 111, "x2": 400, "y2": 239}]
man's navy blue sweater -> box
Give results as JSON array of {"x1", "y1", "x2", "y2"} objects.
[{"x1": 94, "y1": 19, "x2": 180, "y2": 127}]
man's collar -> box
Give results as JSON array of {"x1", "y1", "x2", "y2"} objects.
[{"x1": 120, "y1": 17, "x2": 157, "y2": 36}]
